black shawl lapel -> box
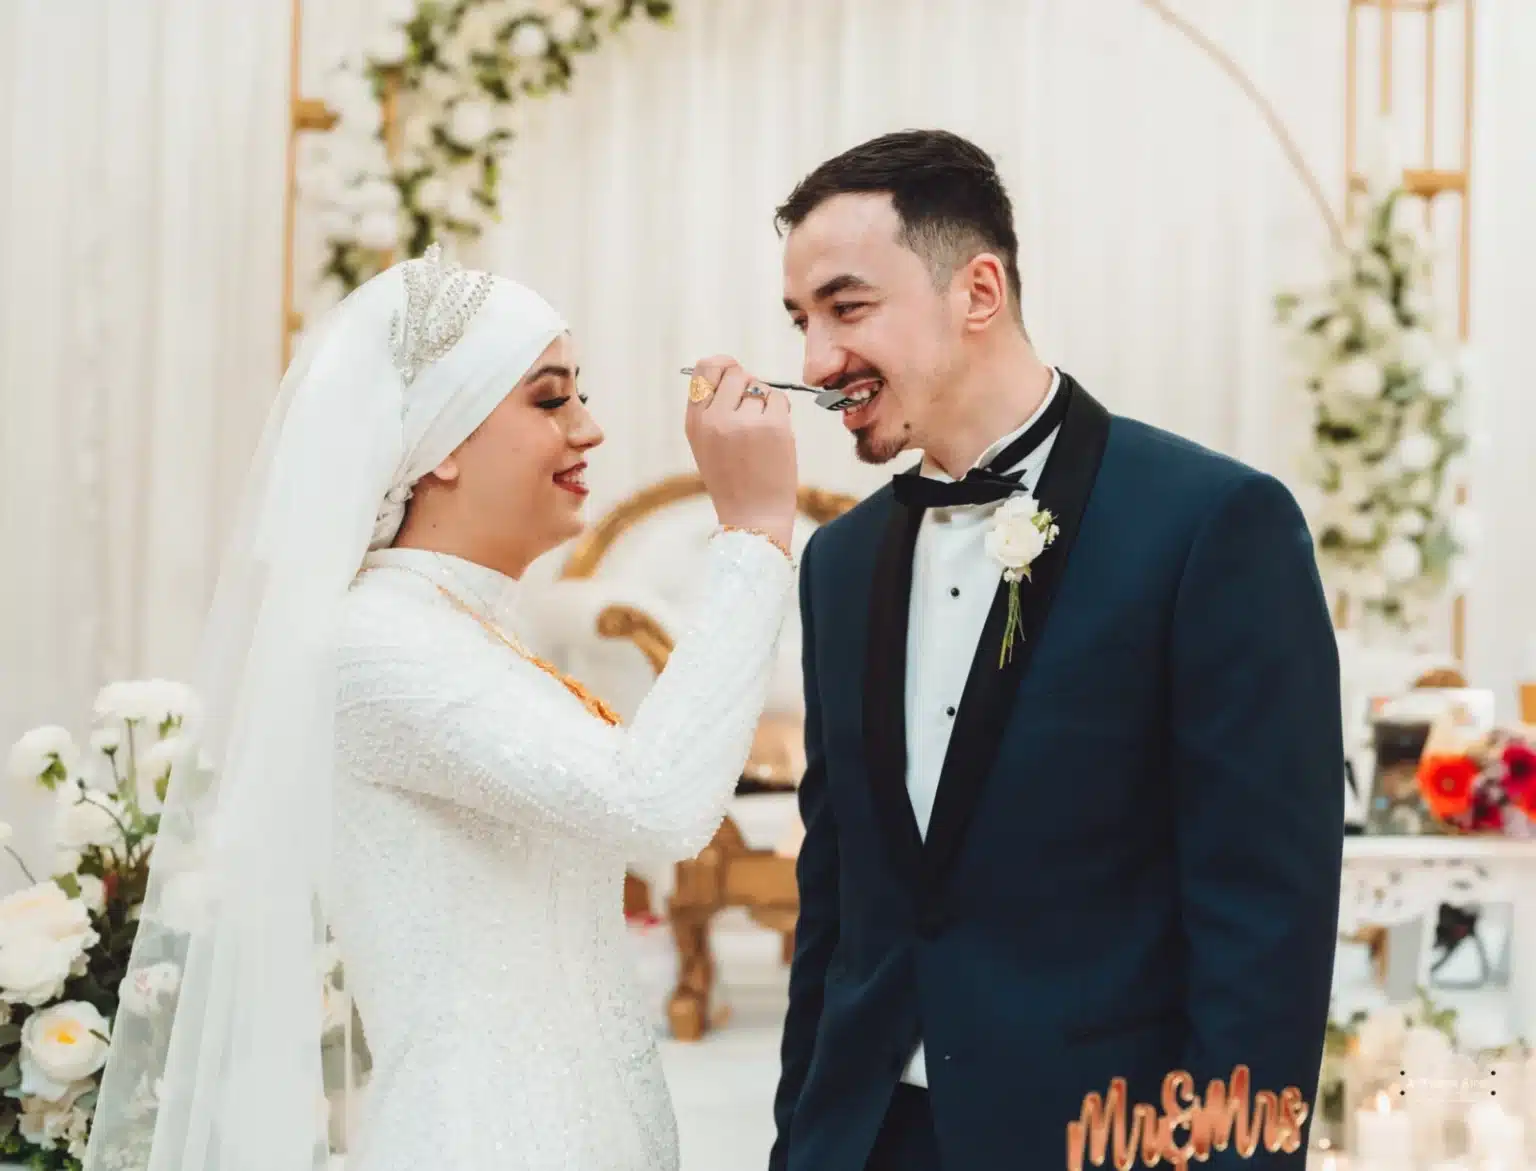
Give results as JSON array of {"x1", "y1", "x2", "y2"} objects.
[
  {"x1": 920, "y1": 376, "x2": 1112, "y2": 888},
  {"x1": 862, "y1": 489, "x2": 926, "y2": 880}
]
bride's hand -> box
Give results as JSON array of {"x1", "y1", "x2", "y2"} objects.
[{"x1": 685, "y1": 356, "x2": 798, "y2": 552}]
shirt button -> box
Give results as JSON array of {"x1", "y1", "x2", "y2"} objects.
[
  {"x1": 945, "y1": 706, "x2": 956, "y2": 717},
  {"x1": 950, "y1": 587, "x2": 960, "y2": 597}
]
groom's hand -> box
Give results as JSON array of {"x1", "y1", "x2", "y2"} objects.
[{"x1": 686, "y1": 355, "x2": 798, "y2": 551}]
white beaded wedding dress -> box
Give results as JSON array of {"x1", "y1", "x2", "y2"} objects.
[{"x1": 329, "y1": 534, "x2": 794, "y2": 1171}]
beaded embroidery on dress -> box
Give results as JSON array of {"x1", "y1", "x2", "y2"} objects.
[{"x1": 330, "y1": 534, "x2": 793, "y2": 1171}]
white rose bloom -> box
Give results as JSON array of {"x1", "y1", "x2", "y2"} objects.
[
  {"x1": 984, "y1": 495, "x2": 1050, "y2": 574},
  {"x1": 74, "y1": 874, "x2": 105, "y2": 915},
  {"x1": 1394, "y1": 431, "x2": 1438, "y2": 473},
  {"x1": 1360, "y1": 295, "x2": 1397, "y2": 335},
  {"x1": 420, "y1": 65, "x2": 461, "y2": 105},
  {"x1": 1343, "y1": 513, "x2": 1376, "y2": 543},
  {"x1": 356, "y1": 211, "x2": 400, "y2": 251},
  {"x1": 510, "y1": 21, "x2": 551, "y2": 59},
  {"x1": 447, "y1": 99, "x2": 495, "y2": 147},
  {"x1": 549, "y1": 3, "x2": 585, "y2": 42},
  {"x1": 1400, "y1": 289, "x2": 1434, "y2": 323},
  {"x1": 1323, "y1": 315, "x2": 1353, "y2": 348},
  {"x1": 1420, "y1": 359, "x2": 1456, "y2": 399},
  {"x1": 1397, "y1": 329, "x2": 1437, "y2": 369},
  {"x1": 1450, "y1": 507, "x2": 1481, "y2": 548},
  {"x1": 459, "y1": 5, "x2": 509, "y2": 52},
  {"x1": 118, "y1": 961, "x2": 181, "y2": 1016},
  {"x1": 1331, "y1": 356, "x2": 1384, "y2": 400},
  {"x1": 368, "y1": 25, "x2": 410, "y2": 66},
  {"x1": 93, "y1": 679, "x2": 197, "y2": 729},
  {"x1": 20, "y1": 1001, "x2": 111, "y2": 1100},
  {"x1": 1381, "y1": 538, "x2": 1423, "y2": 584},
  {"x1": 403, "y1": 116, "x2": 435, "y2": 155},
  {"x1": 1355, "y1": 1005, "x2": 1409, "y2": 1065},
  {"x1": 1393, "y1": 511, "x2": 1427, "y2": 538},
  {"x1": 0, "y1": 881, "x2": 97, "y2": 952},
  {"x1": 1450, "y1": 556, "x2": 1474, "y2": 591},
  {"x1": 1408, "y1": 477, "x2": 1435, "y2": 506},
  {"x1": 0, "y1": 939, "x2": 79, "y2": 1008},
  {"x1": 54, "y1": 787, "x2": 125, "y2": 854},
  {"x1": 447, "y1": 185, "x2": 482, "y2": 224},
  {"x1": 8, "y1": 726, "x2": 78, "y2": 786},
  {"x1": 415, "y1": 176, "x2": 451, "y2": 214},
  {"x1": 357, "y1": 177, "x2": 401, "y2": 215}
]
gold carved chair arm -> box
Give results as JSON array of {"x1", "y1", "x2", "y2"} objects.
[{"x1": 595, "y1": 604, "x2": 674, "y2": 675}]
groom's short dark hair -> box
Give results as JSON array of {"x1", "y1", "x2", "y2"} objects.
[{"x1": 775, "y1": 129, "x2": 1024, "y2": 324}]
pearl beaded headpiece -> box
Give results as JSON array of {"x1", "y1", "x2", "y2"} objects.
[{"x1": 388, "y1": 243, "x2": 496, "y2": 386}]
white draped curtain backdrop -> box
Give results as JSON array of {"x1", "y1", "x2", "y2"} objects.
[{"x1": 0, "y1": 0, "x2": 1532, "y2": 872}]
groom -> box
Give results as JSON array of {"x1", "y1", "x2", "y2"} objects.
[{"x1": 765, "y1": 130, "x2": 1344, "y2": 1170}]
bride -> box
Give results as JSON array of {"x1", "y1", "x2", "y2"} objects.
[{"x1": 83, "y1": 246, "x2": 799, "y2": 1171}]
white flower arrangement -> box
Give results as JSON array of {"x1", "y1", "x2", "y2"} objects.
[
  {"x1": 307, "y1": 0, "x2": 675, "y2": 299},
  {"x1": 1276, "y1": 184, "x2": 1472, "y2": 639},
  {"x1": 0, "y1": 680, "x2": 204, "y2": 1169},
  {"x1": 984, "y1": 493, "x2": 1059, "y2": 666}
]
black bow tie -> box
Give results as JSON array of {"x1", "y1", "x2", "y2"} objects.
[{"x1": 892, "y1": 376, "x2": 1071, "y2": 511}]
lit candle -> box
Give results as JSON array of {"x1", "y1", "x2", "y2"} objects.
[
  {"x1": 1355, "y1": 1090, "x2": 1414, "y2": 1167},
  {"x1": 1467, "y1": 1100, "x2": 1526, "y2": 1168}
]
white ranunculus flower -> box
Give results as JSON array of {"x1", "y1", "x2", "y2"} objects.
[
  {"x1": 447, "y1": 185, "x2": 482, "y2": 224},
  {"x1": 403, "y1": 116, "x2": 435, "y2": 155},
  {"x1": 74, "y1": 874, "x2": 105, "y2": 915},
  {"x1": 1393, "y1": 510, "x2": 1427, "y2": 538},
  {"x1": 1381, "y1": 538, "x2": 1423, "y2": 584},
  {"x1": 356, "y1": 211, "x2": 400, "y2": 251},
  {"x1": 18, "y1": 1080, "x2": 91, "y2": 1149},
  {"x1": 136, "y1": 734, "x2": 194, "y2": 813},
  {"x1": 1331, "y1": 356, "x2": 1385, "y2": 400},
  {"x1": 54, "y1": 786, "x2": 125, "y2": 854},
  {"x1": 8, "y1": 726, "x2": 78, "y2": 787},
  {"x1": 420, "y1": 65, "x2": 461, "y2": 105},
  {"x1": 1397, "y1": 329, "x2": 1437, "y2": 369},
  {"x1": 356, "y1": 177, "x2": 402, "y2": 215},
  {"x1": 446, "y1": 98, "x2": 495, "y2": 147},
  {"x1": 415, "y1": 176, "x2": 451, "y2": 214},
  {"x1": 984, "y1": 495, "x2": 1051, "y2": 575},
  {"x1": 1408, "y1": 477, "x2": 1435, "y2": 506},
  {"x1": 1420, "y1": 359, "x2": 1456, "y2": 399},
  {"x1": 368, "y1": 25, "x2": 410, "y2": 67},
  {"x1": 1343, "y1": 513, "x2": 1376, "y2": 543},
  {"x1": 549, "y1": 3, "x2": 585, "y2": 42},
  {"x1": 21, "y1": 1001, "x2": 110, "y2": 1100},
  {"x1": 510, "y1": 20, "x2": 550, "y2": 59},
  {"x1": 93, "y1": 679, "x2": 197, "y2": 729},
  {"x1": 1360, "y1": 295, "x2": 1397, "y2": 335},
  {"x1": 88, "y1": 727, "x2": 121, "y2": 759},
  {"x1": 1395, "y1": 431, "x2": 1438, "y2": 473}
]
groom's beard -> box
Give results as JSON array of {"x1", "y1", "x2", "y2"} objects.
[{"x1": 854, "y1": 421, "x2": 911, "y2": 465}]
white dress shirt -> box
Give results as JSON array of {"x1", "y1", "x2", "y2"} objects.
[{"x1": 900, "y1": 366, "x2": 1062, "y2": 1088}]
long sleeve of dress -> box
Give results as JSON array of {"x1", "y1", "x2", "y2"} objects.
[{"x1": 333, "y1": 531, "x2": 795, "y2": 864}]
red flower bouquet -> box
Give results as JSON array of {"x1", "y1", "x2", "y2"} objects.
[{"x1": 1418, "y1": 731, "x2": 1536, "y2": 833}]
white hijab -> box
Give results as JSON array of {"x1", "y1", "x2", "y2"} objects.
[{"x1": 84, "y1": 247, "x2": 565, "y2": 1171}]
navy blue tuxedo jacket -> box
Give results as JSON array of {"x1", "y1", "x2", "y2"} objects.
[{"x1": 770, "y1": 375, "x2": 1343, "y2": 1170}]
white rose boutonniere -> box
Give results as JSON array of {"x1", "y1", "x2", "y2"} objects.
[{"x1": 984, "y1": 493, "x2": 1059, "y2": 666}]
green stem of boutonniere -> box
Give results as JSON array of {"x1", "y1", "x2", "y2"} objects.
[{"x1": 998, "y1": 569, "x2": 1027, "y2": 667}]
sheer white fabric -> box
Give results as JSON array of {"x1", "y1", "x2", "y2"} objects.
[{"x1": 331, "y1": 538, "x2": 792, "y2": 1170}]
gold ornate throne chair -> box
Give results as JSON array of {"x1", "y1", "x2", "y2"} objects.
[{"x1": 520, "y1": 474, "x2": 856, "y2": 1040}]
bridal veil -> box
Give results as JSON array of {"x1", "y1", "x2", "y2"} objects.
[{"x1": 84, "y1": 248, "x2": 566, "y2": 1171}]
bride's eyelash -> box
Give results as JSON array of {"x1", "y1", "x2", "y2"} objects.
[{"x1": 535, "y1": 393, "x2": 589, "y2": 410}]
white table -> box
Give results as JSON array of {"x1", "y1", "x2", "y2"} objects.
[{"x1": 1341, "y1": 836, "x2": 1536, "y2": 1039}]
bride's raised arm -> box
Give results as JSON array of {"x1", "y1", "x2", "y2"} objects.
[{"x1": 334, "y1": 528, "x2": 795, "y2": 863}]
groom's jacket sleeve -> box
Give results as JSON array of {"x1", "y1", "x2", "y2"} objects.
[
  {"x1": 769, "y1": 530, "x2": 839, "y2": 1171},
  {"x1": 1169, "y1": 472, "x2": 1343, "y2": 1167}
]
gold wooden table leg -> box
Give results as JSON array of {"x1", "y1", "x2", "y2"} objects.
[{"x1": 667, "y1": 909, "x2": 714, "y2": 1042}]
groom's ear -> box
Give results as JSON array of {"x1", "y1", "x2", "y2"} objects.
[{"x1": 958, "y1": 252, "x2": 1009, "y2": 333}]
